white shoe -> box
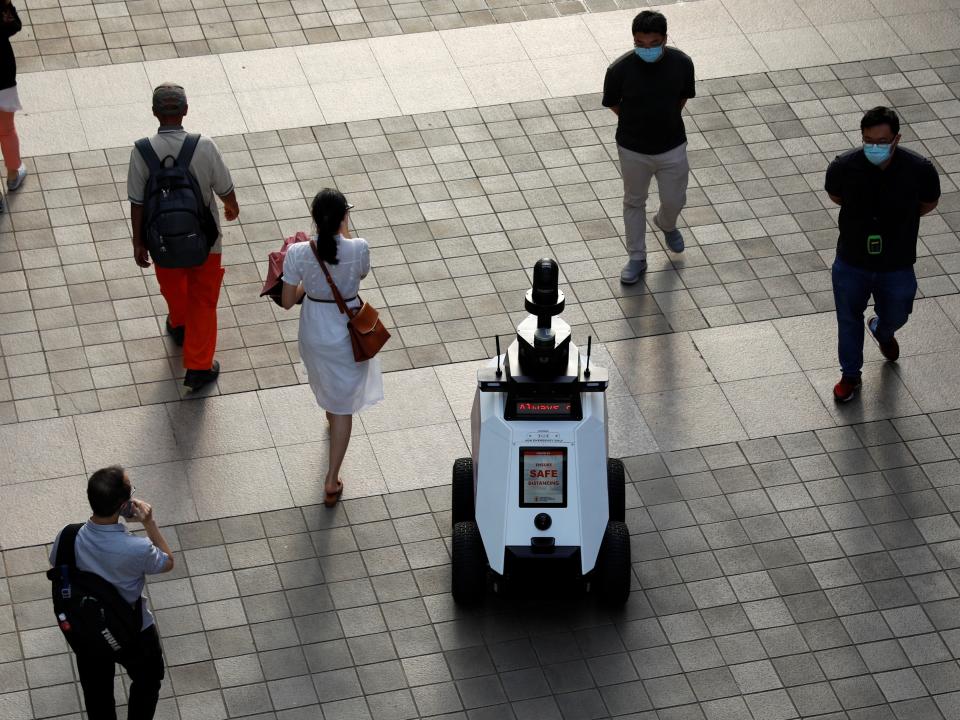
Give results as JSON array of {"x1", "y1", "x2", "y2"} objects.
[{"x1": 7, "y1": 164, "x2": 25, "y2": 191}]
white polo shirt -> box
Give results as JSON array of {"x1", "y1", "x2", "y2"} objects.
[
  {"x1": 50, "y1": 521, "x2": 170, "y2": 630},
  {"x1": 127, "y1": 126, "x2": 234, "y2": 254}
]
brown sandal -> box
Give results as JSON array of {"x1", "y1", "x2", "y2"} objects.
[{"x1": 324, "y1": 480, "x2": 343, "y2": 508}]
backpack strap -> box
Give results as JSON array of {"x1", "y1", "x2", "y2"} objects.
[
  {"x1": 134, "y1": 138, "x2": 162, "y2": 173},
  {"x1": 54, "y1": 523, "x2": 84, "y2": 568},
  {"x1": 176, "y1": 134, "x2": 201, "y2": 168}
]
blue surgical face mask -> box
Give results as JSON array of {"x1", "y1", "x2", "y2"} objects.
[
  {"x1": 634, "y1": 45, "x2": 664, "y2": 63},
  {"x1": 864, "y1": 143, "x2": 893, "y2": 166}
]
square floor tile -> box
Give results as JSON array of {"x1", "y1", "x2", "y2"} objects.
[
  {"x1": 235, "y1": 86, "x2": 324, "y2": 133},
  {"x1": 795, "y1": 0, "x2": 879, "y2": 24},
  {"x1": 144, "y1": 55, "x2": 234, "y2": 97},
  {"x1": 723, "y1": 373, "x2": 835, "y2": 437},
  {"x1": 806, "y1": 363, "x2": 921, "y2": 425},
  {"x1": 819, "y1": 18, "x2": 909, "y2": 62},
  {"x1": 387, "y1": 70, "x2": 475, "y2": 115},
  {"x1": 128, "y1": 460, "x2": 199, "y2": 525},
  {"x1": 371, "y1": 422, "x2": 468, "y2": 492},
  {"x1": 297, "y1": 40, "x2": 383, "y2": 82},
  {"x1": 440, "y1": 25, "x2": 529, "y2": 67},
  {"x1": 721, "y1": 0, "x2": 810, "y2": 34},
  {"x1": 18, "y1": 110, "x2": 88, "y2": 156},
  {"x1": 0, "y1": 476, "x2": 88, "y2": 548},
  {"x1": 68, "y1": 63, "x2": 152, "y2": 109},
  {"x1": 167, "y1": 394, "x2": 272, "y2": 459},
  {"x1": 636, "y1": 384, "x2": 747, "y2": 451},
  {"x1": 691, "y1": 322, "x2": 800, "y2": 382},
  {"x1": 188, "y1": 448, "x2": 292, "y2": 518},
  {"x1": 896, "y1": 352, "x2": 960, "y2": 413},
  {"x1": 76, "y1": 405, "x2": 180, "y2": 470},
  {"x1": 607, "y1": 334, "x2": 715, "y2": 395},
  {"x1": 608, "y1": 394, "x2": 659, "y2": 458},
  {"x1": 513, "y1": 16, "x2": 599, "y2": 59},
  {"x1": 221, "y1": 47, "x2": 308, "y2": 92},
  {"x1": 313, "y1": 78, "x2": 401, "y2": 124},
  {"x1": 890, "y1": 10, "x2": 960, "y2": 51},
  {"x1": 748, "y1": 27, "x2": 840, "y2": 71},
  {"x1": 534, "y1": 53, "x2": 611, "y2": 97},
  {"x1": 360, "y1": 368, "x2": 453, "y2": 434},
  {"x1": 278, "y1": 437, "x2": 387, "y2": 505},
  {"x1": 461, "y1": 61, "x2": 550, "y2": 106}
]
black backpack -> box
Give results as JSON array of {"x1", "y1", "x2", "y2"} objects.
[
  {"x1": 47, "y1": 524, "x2": 144, "y2": 655},
  {"x1": 135, "y1": 133, "x2": 217, "y2": 269}
]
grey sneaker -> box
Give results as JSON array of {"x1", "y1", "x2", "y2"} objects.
[
  {"x1": 7, "y1": 164, "x2": 25, "y2": 192},
  {"x1": 654, "y1": 215, "x2": 684, "y2": 253},
  {"x1": 619, "y1": 259, "x2": 647, "y2": 285}
]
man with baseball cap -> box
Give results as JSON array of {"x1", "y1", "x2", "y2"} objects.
[{"x1": 127, "y1": 83, "x2": 239, "y2": 391}]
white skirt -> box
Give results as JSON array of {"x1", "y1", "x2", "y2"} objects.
[
  {"x1": 298, "y1": 302, "x2": 384, "y2": 415},
  {"x1": 0, "y1": 86, "x2": 22, "y2": 113}
]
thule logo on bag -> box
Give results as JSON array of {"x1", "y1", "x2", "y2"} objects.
[{"x1": 100, "y1": 628, "x2": 122, "y2": 652}]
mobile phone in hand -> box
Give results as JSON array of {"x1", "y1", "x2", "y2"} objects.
[{"x1": 120, "y1": 501, "x2": 137, "y2": 519}]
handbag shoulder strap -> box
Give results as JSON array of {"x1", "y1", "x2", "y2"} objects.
[
  {"x1": 310, "y1": 240, "x2": 349, "y2": 316},
  {"x1": 54, "y1": 523, "x2": 84, "y2": 568}
]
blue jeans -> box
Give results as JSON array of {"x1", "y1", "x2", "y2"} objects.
[{"x1": 832, "y1": 257, "x2": 917, "y2": 379}]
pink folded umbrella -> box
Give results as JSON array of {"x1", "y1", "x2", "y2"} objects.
[{"x1": 261, "y1": 231, "x2": 310, "y2": 306}]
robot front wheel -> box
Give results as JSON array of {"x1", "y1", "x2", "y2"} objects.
[
  {"x1": 451, "y1": 520, "x2": 487, "y2": 605},
  {"x1": 593, "y1": 520, "x2": 631, "y2": 605}
]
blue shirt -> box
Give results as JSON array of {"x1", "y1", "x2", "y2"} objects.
[{"x1": 50, "y1": 521, "x2": 170, "y2": 630}]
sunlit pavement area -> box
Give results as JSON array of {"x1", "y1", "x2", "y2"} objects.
[{"x1": 6, "y1": 1, "x2": 960, "y2": 718}]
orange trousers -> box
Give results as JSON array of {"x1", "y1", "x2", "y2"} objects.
[
  {"x1": 0, "y1": 111, "x2": 20, "y2": 174},
  {"x1": 155, "y1": 252, "x2": 224, "y2": 371}
]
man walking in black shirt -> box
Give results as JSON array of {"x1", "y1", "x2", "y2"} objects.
[
  {"x1": 602, "y1": 10, "x2": 696, "y2": 285},
  {"x1": 825, "y1": 106, "x2": 941, "y2": 403}
]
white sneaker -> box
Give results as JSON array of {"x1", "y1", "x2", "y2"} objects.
[
  {"x1": 7, "y1": 164, "x2": 25, "y2": 192},
  {"x1": 619, "y1": 259, "x2": 647, "y2": 285}
]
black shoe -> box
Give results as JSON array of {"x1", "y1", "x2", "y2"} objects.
[
  {"x1": 184, "y1": 361, "x2": 220, "y2": 391},
  {"x1": 868, "y1": 316, "x2": 899, "y2": 362},
  {"x1": 166, "y1": 317, "x2": 185, "y2": 347}
]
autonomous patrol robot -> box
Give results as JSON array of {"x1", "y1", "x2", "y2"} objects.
[{"x1": 450, "y1": 258, "x2": 631, "y2": 605}]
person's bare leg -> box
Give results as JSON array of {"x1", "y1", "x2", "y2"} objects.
[{"x1": 326, "y1": 413, "x2": 352, "y2": 494}]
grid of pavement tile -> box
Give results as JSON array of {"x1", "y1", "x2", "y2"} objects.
[
  {"x1": 3, "y1": 51, "x2": 960, "y2": 423},
  {"x1": 11, "y1": 0, "x2": 699, "y2": 71},
  {"x1": 4, "y1": 412, "x2": 960, "y2": 719}
]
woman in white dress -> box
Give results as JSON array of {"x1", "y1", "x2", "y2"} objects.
[{"x1": 281, "y1": 189, "x2": 384, "y2": 506}]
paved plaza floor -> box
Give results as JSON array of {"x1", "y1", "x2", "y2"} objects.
[{"x1": 5, "y1": 1, "x2": 960, "y2": 719}]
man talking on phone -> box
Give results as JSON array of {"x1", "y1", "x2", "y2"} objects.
[
  {"x1": 825, "y1": 107, "x2": 940, "y2": 403},
  {"x1": 49, "y1": 466, "x2": 175, "y2": 719}
]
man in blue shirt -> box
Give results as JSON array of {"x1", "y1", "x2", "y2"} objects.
[{"x1": 50, "y1": 466, "x2": 175, "y2": 720}]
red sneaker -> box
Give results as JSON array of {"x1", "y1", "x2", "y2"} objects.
[{"x1": 833, "y1": 376, "x2": 862, "y2": 403}]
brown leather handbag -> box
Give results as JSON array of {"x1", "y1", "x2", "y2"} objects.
[{"x1": 311, "y1": 240, "x2": 390, "y2": 362}]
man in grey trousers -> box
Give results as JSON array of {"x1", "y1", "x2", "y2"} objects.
[{"x1": 602, "y1": 10, "x2": 696, "y2": 284}]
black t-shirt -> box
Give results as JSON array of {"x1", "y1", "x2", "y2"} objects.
[
  {"x1": 602, "y1": 47, "x2": 695, "y2": 155},
  {"x1": 0, "y1": 5, "x2": 22, "y2": 91},
  {"x1": 824, "y1": 147, "x2": 941, "y2": 271}
]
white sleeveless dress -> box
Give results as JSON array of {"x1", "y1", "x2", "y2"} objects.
[{"x1": 282, "y1": 235, "x2": 384, "y2": 414}]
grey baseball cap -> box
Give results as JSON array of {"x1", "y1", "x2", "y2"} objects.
[{"x1": 152, "y1": 83, "x2": 187, "y2": 115}]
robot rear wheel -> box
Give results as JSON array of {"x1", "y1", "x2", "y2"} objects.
[{"x1": 451, "y1": 457, "x2": 474, "y2": 528}]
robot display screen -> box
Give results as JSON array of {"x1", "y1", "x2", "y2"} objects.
[
  {"x1": 514, "y1": 399, "x2": 574, "y2": 417},
  {"x1": 519, "y1": 447, "x2": 567, "y2": 507}
]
